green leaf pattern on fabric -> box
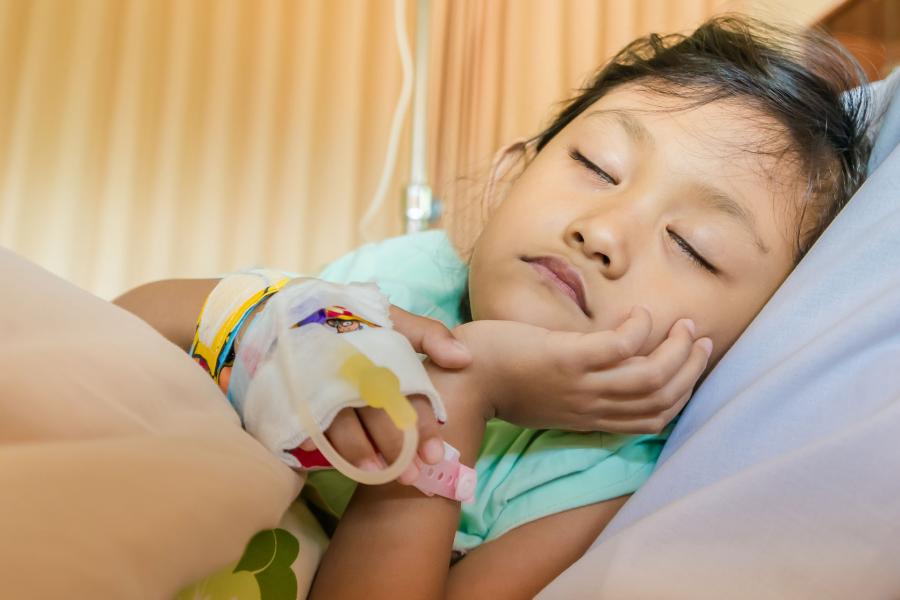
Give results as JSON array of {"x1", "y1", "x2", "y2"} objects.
[{"x1": 174, "y1": 528, "x2": 300, "y2": 600}]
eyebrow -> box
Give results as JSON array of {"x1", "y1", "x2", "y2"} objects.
[
  {"x1": 586, "y1": 108, "x2": 769, "y2": 255},
  {"x1": 689, "y1": 182, "x2": 770, "y2": 254},
  {"x1": 585, "y1": 109, "x2": 655, "y2": 148}
]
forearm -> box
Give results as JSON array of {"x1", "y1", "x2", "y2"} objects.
[
  {"x1": 113, "y1": 278, "x2": 219, "y2": 351},
  {"x1": 309, "y1": 367, "x2": 489, "y2": 599}
]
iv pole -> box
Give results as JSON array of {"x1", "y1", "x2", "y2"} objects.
[{"x1": 404, "y1": 0, "x2": 435, "y2": 233}]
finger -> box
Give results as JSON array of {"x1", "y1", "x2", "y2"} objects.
[
  {"x1": 357, "y1": 396, "x2": 442, "y2": 472},
  {"x1": 588, "y1": 336, "x2": 713, "y2": 418},
  {"x1": 299, "y1": 439, "x2": 316, "y2": 451},
  {"x1": 566, "y1": 305, "x2": 654, "y2": 371},
  {"x1": 357, "y1": 405, "x2": 405, "y2": 464},
  {"x1": 658, "y1": 388, "x2": 694, "y2": 427},
  {"x1": 608, "y1": 391, "x2": 693, "y2": 435},
  {"x1": 390, "y1": 305, "x2": 471, "y2": 369},
  {"x1": 411, "y1": 396, "x2": 444, "y2": 465},
  {"x1": 593, "y1": 415, "x2": 672, "y2": 435},
  {"x1": 586, "y1": 318, "x2": 697, "y2": 396},
  {"x1": 392, "y1": 396, "x2": 445, "y2": 483},
  {"x1": 586, "y1": 392, "x2": 692, "y2": 435},
  {"x1": 630, "y1": 337, "x2": 712, "y2": 416},
  {"x1": 324, "y1": 408, "x2": 381, "y2": 471}
]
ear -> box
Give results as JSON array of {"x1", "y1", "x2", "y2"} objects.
[
  {"x1": 448, "y1": 138, "x2": 537, "y2": 262},
  {"x1": 480, "y1": 138, "x2": 532, "y2": 220}
]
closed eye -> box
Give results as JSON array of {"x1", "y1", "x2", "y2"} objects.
[
  {"x1": 568, "y1": 147, "x2": 617, "y2": 185},
  {"x1": 667, "y1": 228, "x2": 718, "y2": 274}
]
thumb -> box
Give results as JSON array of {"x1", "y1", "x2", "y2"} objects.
[{"x1": 389, "y1": 305, "x2": 472, "y2": 369}]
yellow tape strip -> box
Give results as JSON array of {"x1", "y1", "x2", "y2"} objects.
[{"x1": 190, "y1": 270, "x2": 289, "y2": 381}]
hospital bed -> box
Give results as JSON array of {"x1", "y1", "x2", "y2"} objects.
[{"x1": 0, "y1": 70, "x2": 897, "y2": 600}]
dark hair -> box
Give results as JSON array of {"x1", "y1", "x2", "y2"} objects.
[{"x1": 532, "y1": 15, "x2": 872, "y2": 262}]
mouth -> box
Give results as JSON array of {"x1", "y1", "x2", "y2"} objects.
[{"x1": 522, "y1": 255, "x2": 591, "y2": 317}]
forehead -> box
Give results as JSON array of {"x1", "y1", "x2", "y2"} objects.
[{"x1": 573, "y1": 85, "x2": 791, "y2": 165}]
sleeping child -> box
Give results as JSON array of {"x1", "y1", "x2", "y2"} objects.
[{"x1": 115, "y1": 14, "x2": 872, "y2": 599}]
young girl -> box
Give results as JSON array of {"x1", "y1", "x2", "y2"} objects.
[{"x1": 116, "y1": 15, "x2": 871, "y2": 599}]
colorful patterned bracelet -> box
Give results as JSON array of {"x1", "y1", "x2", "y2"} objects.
[{"x1": 189, "y1": 269, "x2": 290, "y2": 384}]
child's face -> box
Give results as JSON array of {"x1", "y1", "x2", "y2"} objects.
[{"x1": 468, "y1": 85, "x2": 800, "y2": 366}]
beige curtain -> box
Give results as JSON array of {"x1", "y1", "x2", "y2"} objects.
[
  {"x1": 0, "y1": 0, "x2": 413, "y2": 299},
  {"x1": 0, "y1": 0, "x2": 838, "y2": 299}
]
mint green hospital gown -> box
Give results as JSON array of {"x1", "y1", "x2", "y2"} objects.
[{"x1": 306, "y1": 230, "x2": 669, "y2": 552}]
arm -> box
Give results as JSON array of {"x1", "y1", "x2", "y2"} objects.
[
  {"x1": 309, "y1": 364, "x2": 488, "y2": 600},
  {"x1": 113, "y1": 278, "x2": 219, "y2": 351},
  {"x1": 112, "y1": 279, "x2": 472, "y2": 366},
  {"x1": 446, "y1": 495, "x2": 629, "y2": 599},
  {"x1": 309, "y1": 357, "x2": 629, "y2": 599},
  {"x1": 114, "y1": 276, "x2": 473, "y2": 480}
]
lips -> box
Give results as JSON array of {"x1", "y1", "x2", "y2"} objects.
[{"x1": 523, "y1": 256, "x2": 590, "y2": 317}]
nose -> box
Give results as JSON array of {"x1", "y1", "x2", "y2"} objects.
[{"x1": 565, "y1": 208, "x2": 630, "y2": 279}]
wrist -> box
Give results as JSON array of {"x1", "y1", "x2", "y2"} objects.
[
  {"x1": 422, "y1": 363, "x2": 488, "y2": 467},
  {"x1": 449, "y1": 322, "x2": 506, "y2": 421},
  {"x1": 424, "y1": 359, "x2": 492, "y2": 424}
]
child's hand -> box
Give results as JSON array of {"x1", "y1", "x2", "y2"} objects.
[
  {"x1": 294, "y1": 307, "x2": 468, "y2": 485},
  {"x1": 389, "y1": 305, "x2": 472, "y2": 369},
  {"x1": 298, "y1": 396, "x2": 444, "y2": 484},
  {"x1": 218, "y1": 302, "x2": 466, "y2": 484},
  {"x1": 453, "y1": 307, "x2": 713, "y2": 434}
]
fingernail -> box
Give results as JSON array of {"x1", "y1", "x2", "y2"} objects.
[
  {"x1": 422, "y1": 437, "x2": 445, "y2": 464},
  {"x1": 359, "y1": 459, "x2": 380, "y2": 472},
  {"x1": 681, "y1": 319, "x2": 696, "y2": 336},
  {"x1": 697, "y1": 337, "x2": 713, "y2": 357}
]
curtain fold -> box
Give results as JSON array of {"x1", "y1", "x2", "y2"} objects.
[{"x1": 0, "y1": 0, "x2": 413, "y2": 298}]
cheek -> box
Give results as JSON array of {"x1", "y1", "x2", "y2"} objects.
[
  {"x1": 635, "y1": 296, "x2": 721, "y2": 358},
  {"x1": 469, "y1": 268, "x2": 583, "y2": 330},
  {"x1": 682, "y1": 300, "x2": 752, "y2": 366}
]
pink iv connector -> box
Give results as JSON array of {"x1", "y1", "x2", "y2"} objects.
[
  {"x1": 411, "y1": 441, "x2": 476, "y2": 504},
  {"x1": 289, "y1": 440, "x2": 476, "y2": 504}
]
